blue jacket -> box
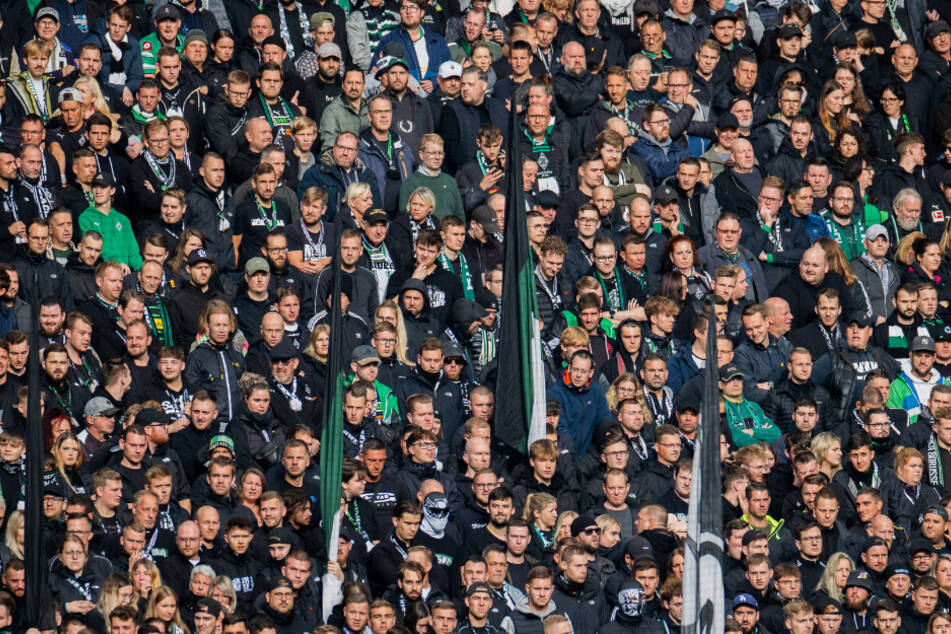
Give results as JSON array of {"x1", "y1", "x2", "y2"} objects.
[
  {"x1": 370, "y1": 26, "x2": 451, "y2": 83},
  {"x1": 84, "y1": 31, "x2": 144, "y2": 93},
  {"x1": 733, "y1": 334, "x2": 794, "y2": 405},
  {"x1": 298, "y1": 152, "x2": 382, "y2": 220},
  {"x1": 629, "y1": 134, "x2": 688, "y2": 182},
  {"x1": 547, "y1": 377, "x2": 613, "y2": 455},
  {"x1": 667, "y1": 340, "x2": 702, "y2": 393}
]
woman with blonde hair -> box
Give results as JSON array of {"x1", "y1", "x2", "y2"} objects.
[
  {"x1": 131, "y1": 558, "x2": 162, "y2": 608},
  {"x1": 817, "y1": 237, "x2": 872, "y2": 318},
  {"x1": 73, "y1": 76, "x2": 121, "y2": 134},
  {"x1": 811, "y1": 432, "x2": 843, "y2": 480},
  {"x1": 554, "y1": 510, "x2": 578, "y2": 543},
  {"x1": 389, "y1": 187, "x2": 438, "y2": 247},
  {"x1": 93, "y1": 573, "x2": 135, "y2": 631},
  {"x1": 522, "y1": 492, "x2": 558, "y2": 561},
  {"x1": 896, "y1": 231, "x2": 926, "y2": 267},
  {"x1": 210, "y1": 576, "x2": 237, "y2": 614},
  {"x1": 605, "y1": 373, "x2": 639, "y2": 414},
  {"x1": 340, "y1": 182, "x2": 374, "y2": 230},
  {"x1": 52, "y1": 432, "x2": 91, "y2": 495},
  {"x1": 595, "y1": 515, "x2": 622, "y2": 550},
  {"x1": 813, "y1": 552, "x2": 854, "y2": 602},
  {"x1": 144, "y1": 586, "x2": 190, "y2": 634},
  {"x1": 303, "y1": 323, "x2": 330, "y2": 385},
  {"x1": 1, "y1": 510, "x2": 24, "y2": 564},
  {"x1": 375, "y1": 300, "x2": 415, "y2": 366}
]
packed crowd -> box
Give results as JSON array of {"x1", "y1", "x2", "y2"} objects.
[{"x1": 2, "y1": 0, "x2": 951, "y2": 631}]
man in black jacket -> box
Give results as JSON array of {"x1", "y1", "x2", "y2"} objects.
[
  {"x1": 13, "y1": 218, "x2": 67, "y2": 302},
  {"x1": 186, "y1": 153, "x2": 236, "y2": 274}
]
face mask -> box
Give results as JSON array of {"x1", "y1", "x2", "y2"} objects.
[{"x1": 421, "y1": 493, "x2": 450, "y2": 537}]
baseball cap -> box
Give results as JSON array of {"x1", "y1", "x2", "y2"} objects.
[
  {"x1": 351, "y1": 344, "x2": 381, "y2": 365},
  {"x1": 677, "y1": 396, "x2": 701, "y2": 413},
  {"x1": 267, "y1": 527, "x2": 296, "y2": 546},
  {"x1": 91, "y1": 172, "x2": 116, "y2": 188},
  {"x1": 58, "y1": 88, "x2": 82, "y2": 105},
  {"x1": 927, "y1": 20, "x2": 951, "y2": 39},
  {"x1": 364, "y1": 208, "x2": 389, "y2": 224},
  {"x1": 711, "y1": 9, "x2": 737, "y2": 23},
  {"x1": 209, "y1": 435, "x2": 235, "y2": 455},
  {"x1": 453, "y1": 298, "x2": 489, "y2": 325},
  {"x1": 466, "y1": 582, "x2": 493, "y2": 597},
  {"x1": 474, "y1": 287, "x2": 498, "y2": 313},
  {"x1": 187, "y1": 248, "x2": 214, "y2": 266},
  {"x1": 923, "y1": 504, "x2": 949, "y2": 521},
  {"x1": 865, "y1": 224, "x2": 888, "y2": 241},
  {"x1": 245, "y1": 257, "x2": 270, "y2": 276},
  {"x1": 534, "y1": 190, "x2": 559, "y2": 209},
  {"x1": 423, "y1": 492, "x2": 450, "y2": 516},
  {"x1": 936, "y1": 324, "x2": 951, "y2": 343},
  {"x1": 438, "y1": 60, "x2": 463, "y2": 78},
  {"x1": 777, "y1": 24, "x2": 803, "y2": 39},
  {"x1": 846, "y1": 312, "x2": 872, "y2": 328},
  {"x1": 268, "y1": 338, "x2": 298, "y2": 362},
  {"x1": 885, "y1": 566, "x2": 911, "y2": 580},
  {"x1": 814, "y1": 596, "x2": 842, "y2": 615},
  {"x1": 719, "y1": 363, "x2": 744, "y2": 382},
  {"x1": 570, "y1": 515, "x2": 599, "y2": 536},
  {"x1": 653, "y1": 185, "x2": 678, "y2": 205},
  {"x1": 153, "y1": 4, "x2": 180, "y2": 21},
  {"x1": 34, "y1": 6, "x2": 59, "y2": 22},
  {"x1": 911, "y1": 335, "x2": 936, "y2": 353},
  {"x1": 384, "y1": 57, "x2": 411, "y2": 73},
  {"x1": 44, "y1": 482, "x2": 66, "y2": 499},
  {"x1": 84, "y1": 396, "x2": 120, "y2": 418},
  {"x1": 310, "y1": 11, "x2": 335, "y2": 29},
  {"x1": 584, "y1": 36, "x2": 606, "y2": 64},
  {"x1": 136, "y1": 408, "x2": 171, "y2": 427},
  {"x1": 268, "y1": 576, "x2": 294, "y2": 592},
  {"x1": 262, "y1": 35, "x2": 286, "y2": 51},
  {"x1": 732, "y1": 593, "x2": 758, "y2": 610},
  {"x1": 625, "y1": 536, "x2": 654, "y2": 559},
  {"x1": 471, "y1": 205, "x2": 500, "y2": 234},
  {"x1": 443, "y1": 341, "x2": 467, "y2": 362},
  {"x1": 317, "y1": 42, "x2": 342, "y2": 59},
  {"x1": 831, "y1": 30, "x2": 858, "y2": 48},
  {"x1": 184, "y1": 29, "x2": 208, "y2": 47},
  {"x1": 716, "y1": 112, "x2": 740, "y2": 130},
  {"x1": 845, "y1": 570, "x2": 873, "y2": 591}
]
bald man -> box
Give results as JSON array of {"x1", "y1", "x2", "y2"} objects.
[
  {"x1": 713, "y1": 137, "x2": 767, "y2": 218},
  {"x1": 764, "y1": 297, "x2": 793, "y2": 339},
  {"x1": 158, "y1": 521, "x2": 207, "y2": 597}
]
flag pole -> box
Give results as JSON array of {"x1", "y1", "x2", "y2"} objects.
[{"x1": 682, "y1": 306, "x2": 725, "y2": 634}]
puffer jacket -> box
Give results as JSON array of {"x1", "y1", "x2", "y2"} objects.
[
  {"x1": 547, "y1": 375, "x2": 613, "y2": 455},
  {"x1": 551, "y1": 574, "x2": 609, "y2": 634}
]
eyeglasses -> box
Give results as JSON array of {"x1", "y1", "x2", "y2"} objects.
[
  {"x1": 603, "y1": 450, "x2": 629, "y2": 458},
  {"x1": 414, "y1": 441, "x2": 437, "y2": 449},
  {"x1": 582, "y1": 527, "x2": 601, "y2": 535},
  {"x1": 648, "y1": 118, "x2": 670, "y2": 126},
  {"x1": 473, "y1": 481, "x2": 498, "y2": 489},
  {"x1": 577, "y1": 218, "x2": 599, "y2": 225},
  {"x1": 445, "y1": 357, "x2": 466, "y2": 365}
]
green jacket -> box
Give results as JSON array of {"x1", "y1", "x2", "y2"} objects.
[
  {"x1": 740, "y1": 514, "x2": 785, "y2": 541},
  {"x1": 78, "y1": 206, "x2": 143, "y2": 270},
  {"x1": 398, "y1": 170, "x2": 464, "y2": 219},
  {"x1": 140, "y1": 33, "x2": 184, "y2": 75},
  {"x1": 724, "y1": 397, "x2": 780, "y2": 447},
  {"x1": 345, "y1": 374, "x2": 401, "y2": 427},
  {"x1": 318, "y1": 96, "x2": 369, "y2": 151},
  {"x1": 887, "y1": 370, "x2": 950, "y2": 425}
]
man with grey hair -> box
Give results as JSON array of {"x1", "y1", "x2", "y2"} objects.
[
  {"x1": 886, "y1": 187, "x2": 931, "y2": 244},
  {"x1": 851, "y1": 224, "x2": 900, "y2": 323}
]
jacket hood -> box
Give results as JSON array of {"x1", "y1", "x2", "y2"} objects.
[
  {"x1": 319, "y1": 147, "x2": 368, "y2": 172},
  {"x1": 514, "y1": 594, "x2": 557, "y2": 618}
]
